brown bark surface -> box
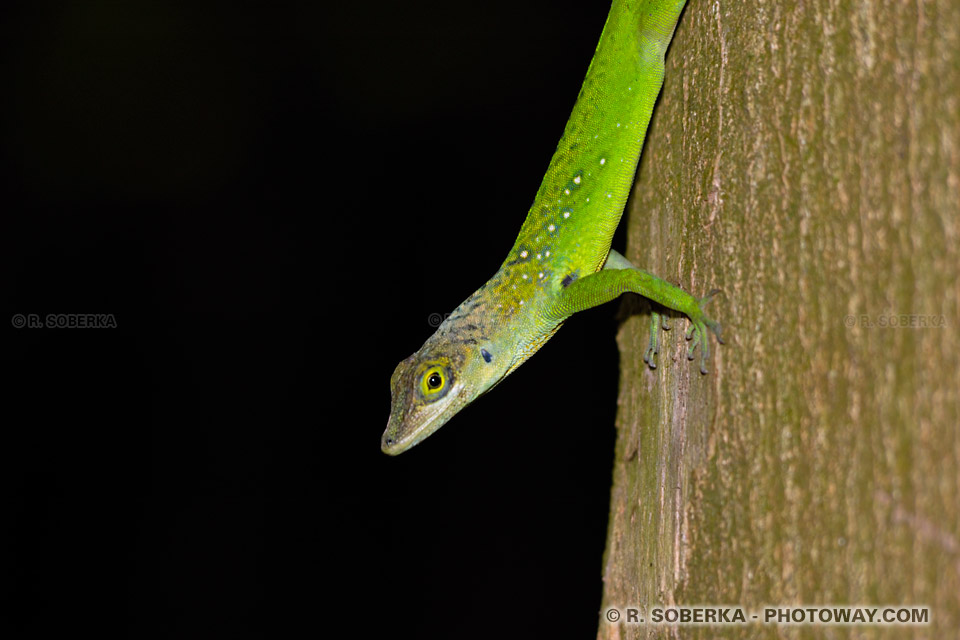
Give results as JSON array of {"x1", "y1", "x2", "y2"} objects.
[{"x1": 599, "y1": 1, "x2": 960, "y2": 638}]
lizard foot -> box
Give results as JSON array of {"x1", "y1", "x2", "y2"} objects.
[
  {"x1": 685, "y1": 289, "x2": 724, "y2": 374},
  {"x1": 643, "y1": 309, "x2": 672, "y2": 369}
]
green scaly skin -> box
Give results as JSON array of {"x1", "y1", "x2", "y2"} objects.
[{"x1": 382, "y1": 0, "x2": 722, "y2": 455}]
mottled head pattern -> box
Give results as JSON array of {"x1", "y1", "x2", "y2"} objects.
[{"x1": 382, "y1": 287, "x2": 512, "y2": 455}]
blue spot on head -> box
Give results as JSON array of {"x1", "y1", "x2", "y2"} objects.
[{"x1": 481, "y1": 348, "x2": 493, "y2": 363}]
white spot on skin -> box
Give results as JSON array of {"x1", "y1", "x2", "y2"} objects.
[
  {"x1": 616, "y1": 123, "x2": 621, "y2": 128},
  {"x1": 606, "y1": 193, "x2": 612, "y2": 198},
  {"x1": 522, "y1": 274, "x2": 528, "y2": 280},
  {"x1": 548, "y1": 224, "x2": 555, "y2": 232},
  {"x1": 545, "y1": 251, "x2": 551, "y2": 257},
  {"x1": 573, "y1": 175, "x2": 581, "y2": 185},
  {"x1": 536, "y1": 253, "x2": 542, "y2": 259},
  {"x1": 519, "y1": 300, "x2": 525, "y2": 305},
  {"x1": 538, "y1": 272, "x2": 544, "y2": 279},
  {"x1": 600, "y1": 158, "x2": 606, "y2": 165},
  {"x1": 563, "y1": 211, "x2": 570, "y2": 219},
  {"x1": 520, "y1": 250, "x2": 528, "y2": 258},
  {"x1": 564, "y1": 189, "x2": 570, "y2": 195}
]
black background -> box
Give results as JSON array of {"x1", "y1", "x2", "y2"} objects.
[{"x1": 5, "y1": 2, "x2": 630, "y2": 637}]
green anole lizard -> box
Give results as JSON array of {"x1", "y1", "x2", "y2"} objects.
[{"x1": 383, "y1": 0, "x2": 721, "y2": 454}]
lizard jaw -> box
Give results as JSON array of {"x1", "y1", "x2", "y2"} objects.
[{"x1": 381, "y1": 385, "x2": 465, "y2": 455}]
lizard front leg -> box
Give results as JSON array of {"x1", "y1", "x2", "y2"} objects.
[{"x1": 552, "y1": 250, "x2": 723, "y2": 374}]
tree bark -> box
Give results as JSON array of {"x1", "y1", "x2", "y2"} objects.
[{"x1": 599, "y1": 1, "x2": 960, "y2": 638}]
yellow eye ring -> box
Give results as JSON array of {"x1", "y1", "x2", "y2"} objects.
[{"x1": 420, "y1": 366, "x2": 446, "y2": 396}]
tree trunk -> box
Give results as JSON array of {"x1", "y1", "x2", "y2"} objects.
[{"x1": 600, "y1": 1, "x2": 960, "y2": 638}]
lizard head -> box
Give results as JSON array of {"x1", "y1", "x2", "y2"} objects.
[{"x1": 381, "y1": 333, "x2": 507, "y2": 455}]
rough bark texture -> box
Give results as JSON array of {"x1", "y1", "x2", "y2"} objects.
[{"x1": 599, "y1": 1, "x2": 959, "y2": 638}]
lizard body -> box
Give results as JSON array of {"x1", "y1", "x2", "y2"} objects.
[{"x1": 382, "y1": 0, "x2": 721, "y2": 454}]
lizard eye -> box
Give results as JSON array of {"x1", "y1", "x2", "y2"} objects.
[{"x1": 420, "y1": 366, "x2": 448, "y2": 397}]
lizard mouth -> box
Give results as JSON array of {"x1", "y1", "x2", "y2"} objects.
[
  {"x1": 381, "y1": 385, "x2": 464, "y2": 455},
  {"x1": 381, "y1": 412, "x2": 440, "y2": 455}
]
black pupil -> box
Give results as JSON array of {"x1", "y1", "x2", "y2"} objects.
[{"x1": 428, "y1": 372, "x2": 442, "y2": 388}]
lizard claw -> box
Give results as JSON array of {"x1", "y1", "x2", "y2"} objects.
[
  {"x1": 686, "y1": 289, "x2": 724, "y2": 374},
  {"x1": 643, "y1": 310, "x2": 661, "y2": 369}
]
